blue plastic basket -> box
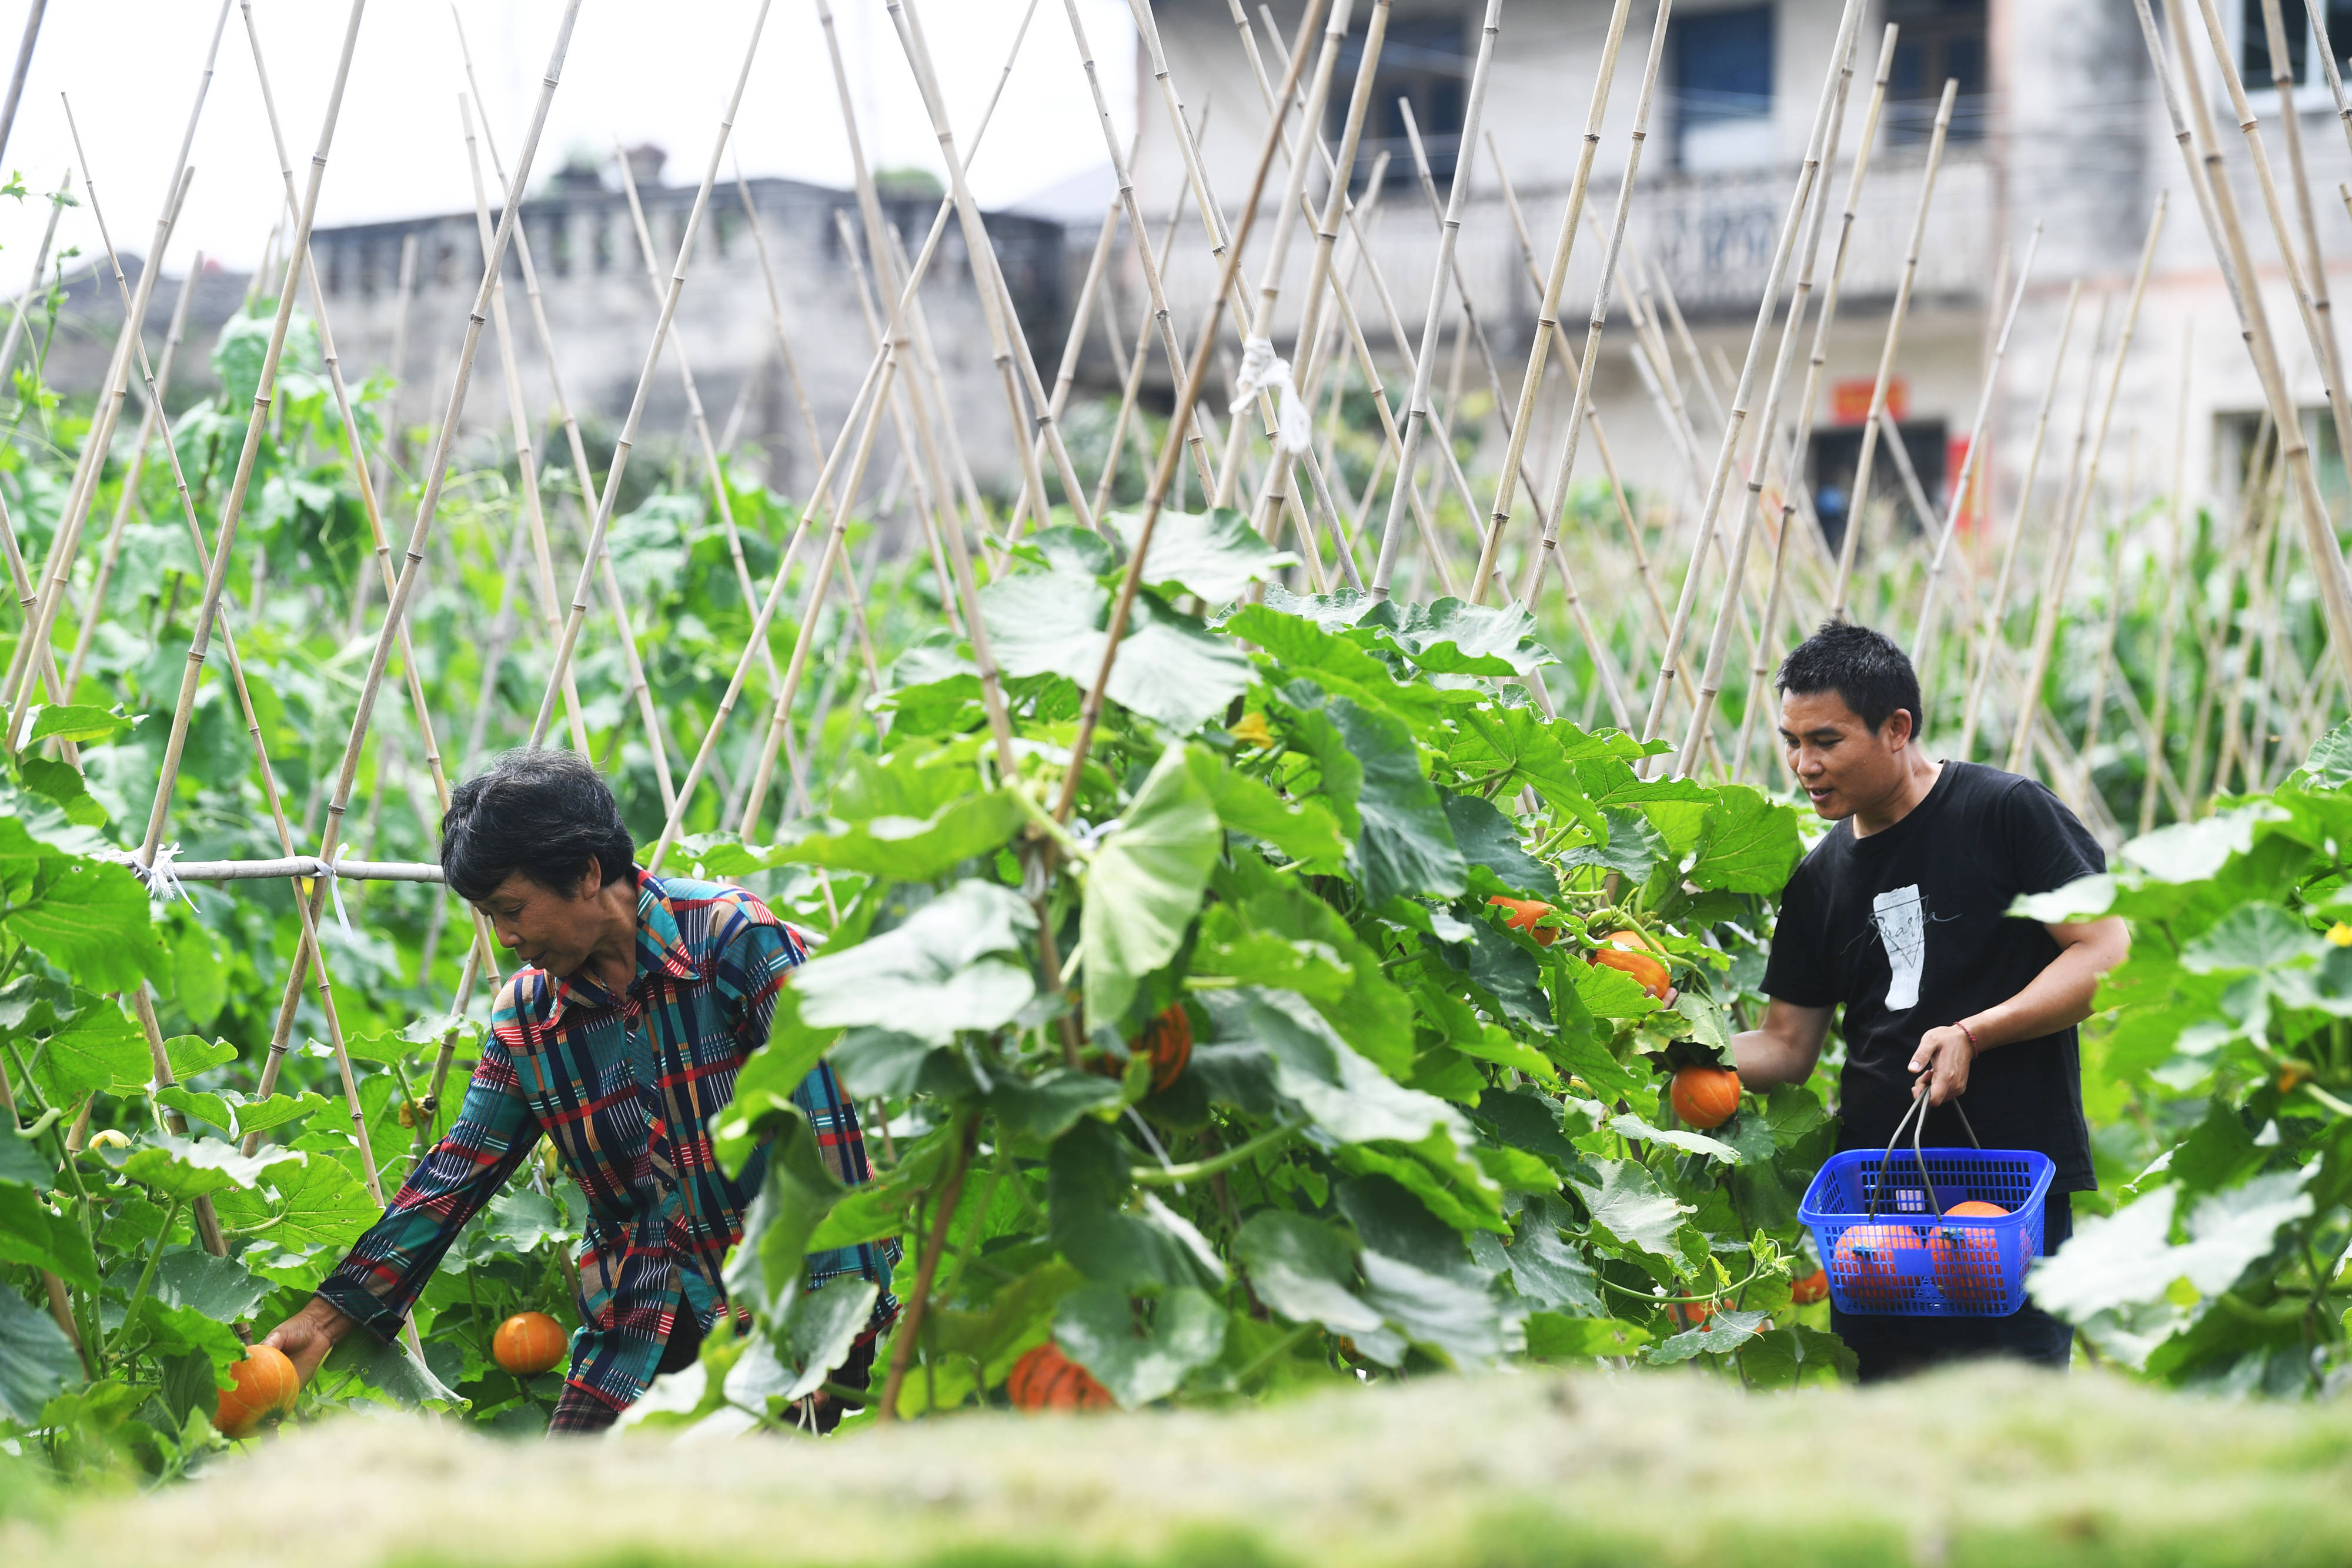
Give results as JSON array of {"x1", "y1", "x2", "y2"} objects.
[{"x1": 1796, "y1": 1101, "x2": 2055, "y2": 1318}]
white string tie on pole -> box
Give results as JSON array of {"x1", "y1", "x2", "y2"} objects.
[
  {"x1": 1230, "y1": 336, "x2": 1312, "y2": 456},
  {"x1": 105, "y1": 843, "x2": 196, "y2": 909},
  {"x1": 323, "y1": 848, "x2": 354, "y2": 934}
]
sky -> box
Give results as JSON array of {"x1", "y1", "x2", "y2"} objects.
[{"x1": 0, "y1": 0, "x2": 1138, "y2": 281}]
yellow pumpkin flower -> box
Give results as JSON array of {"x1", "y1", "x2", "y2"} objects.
[
  {"x1": 2328, "y1": 922, "x2": 2352, "y2": 948},
  {"x1": 1228, "y1": 711, "x2": 1278, "y2": 750}
]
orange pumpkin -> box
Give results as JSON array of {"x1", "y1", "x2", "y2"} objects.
[
  {"x1": 1789, "y1": 1266, "x2": 1830, "y2": 1305},
  {"x1": 1670, "y1": 1064, "x2": 1741, "y2": 1129},
  {"x1": 1589, "y1": 930, "x2": 1671, "y2": 999},
  {"x1": 1090, "y1": 1003, "x2": 1193, "y2": 1092},
  {"x1": 492, "y1": 1310, "x2": 569, "y2": 1376},
  {"x1": 212, "y1": 1345, "x2": 300, "y2": 1439},
  {"x1": 1832, "y1": 1223, "x2": 1927, "y2": 1309},
  {"x1": 1486, "y1": 896, "x2": 1560, "y2": 947},
  {"x1": 1930, "y1": 1201, "x2": 2012, "y2": 1306},
  {"x1": 1005, "y1": 1341, "x2": 1114, "y2": 1413}
]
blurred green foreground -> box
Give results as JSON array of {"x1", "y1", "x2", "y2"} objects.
[{"x1": 5, "y1": 1365, "x2": 2349, "y2": 1567}]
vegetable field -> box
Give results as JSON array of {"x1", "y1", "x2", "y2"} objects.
[{"x1": 0, "y1": 0, "x2": 2348, "y2": 1537}]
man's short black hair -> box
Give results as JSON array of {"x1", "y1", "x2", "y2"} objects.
[
  {"x1": 440, "y1": 748, "x2": 637, "y2": 903},
  {"x1": 1775, "y1": 621, "x2": 1924, "y2": 738}
]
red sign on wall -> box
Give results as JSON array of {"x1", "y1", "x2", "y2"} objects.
[{"x1": 1830, "y1": 376, "x2": 1908, "y2": 425}]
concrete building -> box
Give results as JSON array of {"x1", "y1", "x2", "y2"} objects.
[
  {"x1": 1111, "y1": 0, "x2": 2352, "y2": 550},
  {"x1": 42, "y1": 148, "x2": 1068, "y2": 504}
]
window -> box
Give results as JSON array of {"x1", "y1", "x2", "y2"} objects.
[
  {"x1": 1332, "y1": 14, "x2": 1469, "y2": 189},
  {"x1": 1886, "y1": 0, "x2": 1988, "y2": 143},
  {"x1": 2214, "y1": 408, "x2": 2350, "y2": 520},
  {"x1": 1808, "y1": 419, "x2": 1948, "y2": 555},
  {"x1": 1673, "y1": 6, "x2": 1775, "y2": 172},
  {"x1": 2237, "y1": 0, "x2": 2352, "y2": 99}
]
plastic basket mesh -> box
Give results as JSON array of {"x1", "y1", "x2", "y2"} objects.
[{"x1": 1797, "y1": 1148, "x2": 2055, "y2": 1318}]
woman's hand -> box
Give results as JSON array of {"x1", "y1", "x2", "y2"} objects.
[{"x1": 259, "y1": 1295, "x2": 358, "y2": 1385}]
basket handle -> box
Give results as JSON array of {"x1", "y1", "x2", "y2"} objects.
[
  {"x1": 1864, "y1": 1087, "x2": 1984, "y2": 1221},
  {"x1": 1867, "y1": 1095, "x2": 1930, "y2": 1221}
]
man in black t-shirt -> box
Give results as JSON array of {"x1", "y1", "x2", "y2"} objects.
[{"x1": 1732, "y1": 623, "x2": 2129, "y2": 1381}]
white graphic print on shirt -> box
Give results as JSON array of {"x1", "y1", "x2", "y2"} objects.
[{"x1": 1871, "y1": 884, "x2": 1926, "y2": 1012}]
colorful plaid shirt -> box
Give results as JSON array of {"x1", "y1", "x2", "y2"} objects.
[{"x1": 319, "y1": 871, "x2": 895, "y2": 1429}]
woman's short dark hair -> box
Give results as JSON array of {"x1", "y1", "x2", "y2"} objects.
[
  {"x1": 440, "y1": 749, "x2": 637, "y2": 902},
  {"x1": 1775, "y1": 621, "x2": 1924, "y2": 739}
]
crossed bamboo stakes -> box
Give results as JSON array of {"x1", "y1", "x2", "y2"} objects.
[{"x1": 4, "y1": 0, "x2": 2351, "y2": 1391}]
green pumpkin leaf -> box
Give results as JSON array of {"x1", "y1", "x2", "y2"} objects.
[
  {"x1": 1685, "y1": 784, "x2": 1802, "y2": 894},
  {"x1": 1083, "y1": 744, "x2": 1221, "y2": 1027},
  {"x1": 28, "y1": 705, "x2": 136, "y2": 747},
  {"x1": 0, "y1": 1182, "x2": 99, "y2": 1290},
  {"x1": 0, "y1": 1286, "x2": 81, "y2": 1423},
  {"x1": 103, "y1": 1135, "x2": 305, "y2": 1201},
  {"x1": 1104, "y1": 506, "x2": 1297, "y2": 604},
  {"x1": 1053, "y1": 1282, "x2": 1227, "y2": 1407},
  {"x1": 4, "y1": 855, "x2": 164, "y2": 991},
  {"x1": 1185, "y1": 746, "x2": 1349, "y2": 870},
  {"x1": 1443, "y1": 791, "x2": 1556, "y2": 897},
  {"x1": 791, "y1": 881, "x2": 1035, "y2": 1044},
  {"x1": 1572, "y1": 1160, "x2": 1693, "y2": 1258}
]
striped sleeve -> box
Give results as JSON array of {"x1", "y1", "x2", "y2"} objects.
[{"x1": 316, "y1": 979, "x2": 545, "y2": 1340}]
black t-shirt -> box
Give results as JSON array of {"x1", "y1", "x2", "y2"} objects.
[{"x1": 1760, "y1": 761, "x2": 2103, "y2": 1192}]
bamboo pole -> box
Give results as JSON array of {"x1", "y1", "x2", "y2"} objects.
[
  {"x1": 1637, "y1": 0, "x2": 1868, "y2": 748},
  {"x1": 1053, "y1": 0, "x2": 1330, "y2": 823},
  {"x1": 1, "y1": 27, "x2": 221, "y2": 746},
  {"x1": 1826, "y1": 78, "x2": 1958, "y2": 620},
  {"x1": 609, "y1": 132, "x2": 793, "y2": 714},
  {"x1": 345, "y1": 229, "x2": 418, "y2": 643},
  {"x1": 883, "y1": 0, "x2": 1094, "y2": 538},
  {"x1": 455, "y1": 100, "x2": 592, "y2": 757},
  {"x1": 1367, "y1": 0, "x2": 1503, "y2": 597},
  {"x1": 729, "y1": 162, "x2": 826, "y2": 476},
  {"x1": 2141, "y1": 332, "x2": 2196, "y2": 833},
  {"x1": 2214, "y1": 459, "x2": 2287, "y2": 798},
  {"x1": 1208, "y1": 0, "x2": 1357, "y2": 514},
  {"x1": 0, "y1": 168, "x2": 67, "y2": 424},
  {"x1": 1090, "y1": 150, "x2": 1203, "y2": 519},
  {"x1": 240, "y1": 1, "x2": 485, "y2": 1019},
  {"x1": 529, "y1": 1, "x2": 770, "y2": 746},
  {"x1": 1673, "y1": 25, "x2": 1869, "y2": 775},
  {"x1": 0, "y1": 1, "x2": 45, "y2": 168},
  {"x1": 2196, "y1": 0, "x2": 2352, "y2": 486},
  {"x1": 247, "y1": 0, "x2": 576, "y2": 1199},
  {"x1": 820, "y1": 0, "x2": 1056, "y2": 560},
  {"x1": 1230, "y1": 0, "x2": 1384, "y2": 584},
  {"x1": 2004, "y1": 198, "x2": 2166, "y2": 776},
  {"x1": 1515, "y1": 1, "x2": 1681, "y2": 618},
  {"x1": 1484, "y1": 134, "x2": 1669, "y2": 655},
  {"x1": 646, "y1": 8, "x2": 1091, "y2": 862},
  {"x1": 63, "y1": 262, "x2": 199, "y2": 697},
  {"x1": 830, "y1": 209, "x2": 970, "y2": 655},
  {"x1": 2133, "y1": 0, "x2": 2352, "y2": 689},
  {"x1": 1469, "y1": 0, "x2": 1638, "y2": 594},
  {"x1": 1183, "y1": 26, "x2": 1469, "y2": 600},
  {"x1": 116, "y1": 0, "x2": 358, "y2": 1262},
  {"x1": 1955, "y1": 283, "x2": 2084, "y2": 760},
  {"x1": 2078, "y1": 438, "x2": 2137, "y2": 797},
  {"x1": 450, "y1": 18, "x2": 683, "y2": 811},
  {"x1": 77, "y1": 182, "x2": 396, "y2": 1226},
  {"x1": 1912, "y1": 221, "x2": 2040, "y2": 677},
  {"x1": 2186, "y1": 419, "x2": 2277, "y2": 805}
]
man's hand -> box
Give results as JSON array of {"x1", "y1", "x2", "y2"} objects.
[
  {"x1": 260, "y1": 1295, "x2": 357, "y2": 1385},
  {"x1": 1909, "y1": 1024, "x2": 1976, "y2": 1105}
]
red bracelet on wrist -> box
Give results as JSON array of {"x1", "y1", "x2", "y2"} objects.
[{"x1": 1957, "y1": 1021, "x2": 1980, "y2": 1052}]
